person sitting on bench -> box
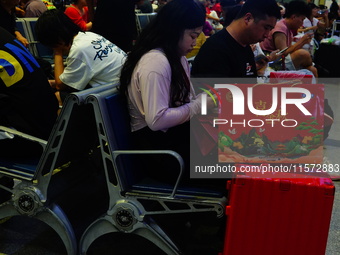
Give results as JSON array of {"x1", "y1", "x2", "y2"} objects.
[
  {"x1": 0, "y1": 26, "x2": 59, "y2": 158},
  {"x1": 35, "y1": 9, "x2": 127, "y2": 107},
  {"x1": 119, "y1": 0, "x2": 211, "y2": 183}
]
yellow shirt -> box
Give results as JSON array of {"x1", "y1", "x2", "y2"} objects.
[{"x1": 186, "y1": 32, "x2": 207, "y2": 59}]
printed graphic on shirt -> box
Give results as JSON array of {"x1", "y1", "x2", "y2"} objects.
[
  {"x1": 0, "y1": 40, "x2": 40, "y2": 87},
  {"x1": 0, "y1": 52, "x2": 24, "y2": 87},
  {"x1": 246, "y1": 62, "x2": 254, "y2": 76},
  {"x1": 92, "y1": 37, "x2": 126, "y2": 61}
]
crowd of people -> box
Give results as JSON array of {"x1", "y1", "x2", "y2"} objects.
[{"x1": 0, "y1": 0, "x2": 337, "y2": 182}]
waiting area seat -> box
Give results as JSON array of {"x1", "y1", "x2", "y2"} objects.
[
  {"x1": 331, "y1": 20, "x2": 340, "y2": 37},
  {"x1": 0, "y1": 84, "x2": 116, "y2": 255},
  {"x1": 135, "y1": 13, "x2": 157, "y2": 34},
  {"x1": 79, "y1": 88, "x2": 227, "y2": 255},
  {"x1": 16, "y1": 18, "x2": 54, "y2": 63}
]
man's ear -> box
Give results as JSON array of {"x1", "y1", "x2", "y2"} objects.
[{"x1": 244, "y1": 13, "x2": 253, "y2": 24}]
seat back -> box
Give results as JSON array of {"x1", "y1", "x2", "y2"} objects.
[
  {"x1": 331, "y1": 20, "x2": 340, "y2": 37},
  {"x1": 0, "y1": 84, "x2": 117, "y2": 199},
  {"x1": 36, "y1": 84, "x2": 118, "y2": 197},
  {"x1": 103, "y1": 90, "x2": 151, "y2": 187},
  {"x1": 86, "y1": 88, "x2": 134, "y2": 199},
  {"x1": 87, "y1": 88, "x2": 225, "y2": 198},
  {"x1": 15, "y1": 18, "x2": 29, "y2": 38},
  {"x1": 80, "y1": 87, "x2": 226, "y2": 255},
  {"x1": 0, "y1": 92, "x2": 83, "y2": 184},
  {"x1": 15, "y1": 18, "x2": 35, "y2": 55},
  {"x1": 88, "y1": 87, "x2": 185, "y2": 193},
  {"x1": 23, "y1": 17, "x2": 54, "y2": 62},
  {"x1": 0, "y1": 84, "x2": 116, "y2": 254},
  {"x1": 136, "y1": 13, "x2": 157, "y2": 34}
]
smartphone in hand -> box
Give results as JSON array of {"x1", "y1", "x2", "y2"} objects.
[{"x1": 276, "y1": 47, "x2": 288, "y2": 55}]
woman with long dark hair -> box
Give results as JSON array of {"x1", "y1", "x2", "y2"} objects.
[{"x1": 119, "y1": 0, "x2": 206, "y2": 183}]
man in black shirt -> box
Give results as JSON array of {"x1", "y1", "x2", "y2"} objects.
[
  {"x1": 90, "y1": 0, "x2": 138, "y2": 53},
  {"x1": 0, "y1": 26, "x2": 58, "y2": 157},
  {"x1": 191, "y1": 0, "x2": 281, "y2": 78}
]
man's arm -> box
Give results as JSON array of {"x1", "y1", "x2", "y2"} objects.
[
  {"x1": 14, "y1": 31, "x2": 29, "y2": 47},
  {"x1": 53, "y1": 48, "x2": 67, "y2": 91},
  {"x1": 318, "y1": 10, "x2": 330, "y2": 28},
  {"x1": 298, "y1": 26, "x2": 318, "y2": 33},
  {"x1": 273, "y1": 32, "x2": 312, "y2": 56}
]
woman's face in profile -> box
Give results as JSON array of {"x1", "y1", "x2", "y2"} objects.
[{"x1": 178, "y1": 26, "x2": 203, "y2": 56}]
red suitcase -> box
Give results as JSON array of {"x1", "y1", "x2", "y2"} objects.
[{"x1": 223, "y1": 169, "x2": 335, "y2": 255}]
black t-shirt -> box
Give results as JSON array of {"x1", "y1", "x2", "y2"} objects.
[
  {"x1": 0, "y1": 27, "x2": 58, "y2": 140},
  {"x1": 92, "y1": 0, "x2": 137, "y2": 53},
  {"x1": 191, "y1": 28, "x2": 257, "y2": 78}
]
